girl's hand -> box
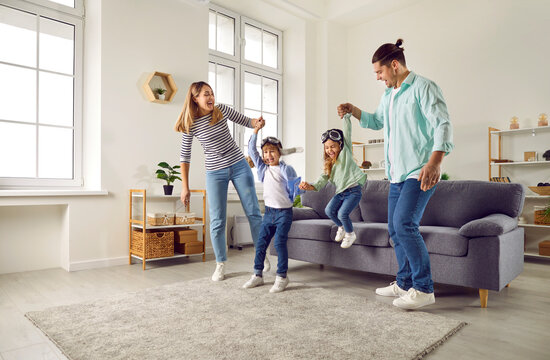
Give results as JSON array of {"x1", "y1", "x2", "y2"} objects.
[
  {"x1": 299, "y1": 181, "x2": 314, "y2": 191},
  {"x1": 337, "y1": 103, "x2": 353, "y2": 118}
]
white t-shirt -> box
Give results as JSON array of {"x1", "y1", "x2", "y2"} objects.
[
  {"x1": 388, "y1": 86, "x2": 419, "y2": 183},
  {"x1": 263, "y1": 165, "x2": 293, "y2": 209}
]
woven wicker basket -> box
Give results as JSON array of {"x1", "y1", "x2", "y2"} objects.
[
  {"x1": 175, "y1": 212, "x2": 196, "y2": 225},
  {"x1": 147, "y1": 213, "x2": 175, "y2": 226},
  {"x1": 534, "y1": 209, "x2": 550, "y2": 225},
  {"x1": 131, "y1": 230, "x2": 174, "y2": 258}
]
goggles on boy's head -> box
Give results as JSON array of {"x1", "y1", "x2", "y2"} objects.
[
  {"x1": 321, "y1": 129, "x2": 344, "y2": 148},
  {"x1": 261, "y1": 136, "x2": 283, "y2": 150}
]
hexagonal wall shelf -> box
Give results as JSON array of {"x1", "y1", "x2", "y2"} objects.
[{"x1": 143, "y1": 71, "x2": 178, "y2": 104}]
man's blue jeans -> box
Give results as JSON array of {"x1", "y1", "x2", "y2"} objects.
[
  {"x1": 325, "y1": 185, "x2": 362, "y2": 233},
  {"x1": 254, "y1": 206, "x2": 293, "y2": 277},
  {"x1": 388, "y1": 179, "x2": 436, "y2": 294},
  {"x1": 205, "y1": 159, "x2": 262, "y2": 262}
]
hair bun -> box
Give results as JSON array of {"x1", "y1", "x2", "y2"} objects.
[{"x1": 395, "y1": 38, "x2": 403, "y2": 47}]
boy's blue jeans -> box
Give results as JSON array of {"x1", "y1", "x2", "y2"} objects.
[
  {"x1": 205, "y1": 159, "x2": 262, "y2": 262},
  {"x1": 254, "y1": 206, "x2": 293, "y2": 277},
  {"x1": 324, "y1": 185, "x2": 362, "y2": 233},
  {"x1": 388, "y1": 179, "x2": 436, "y2": 294}
]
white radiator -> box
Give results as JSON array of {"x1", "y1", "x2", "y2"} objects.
[{"x1": 231, "y1": 215, "x2": 258, "y2": 249}]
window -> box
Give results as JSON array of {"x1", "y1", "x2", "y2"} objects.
[
  {"x1": 208, "y1": 5, "x2": 282, "y2": 175},
  {"x1": 0, "y1": 0, "x2": 83, "y2": 188}
]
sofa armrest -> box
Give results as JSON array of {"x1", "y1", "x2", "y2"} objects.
[
  {"x1": 293, "y1": 207, "x2": 320, "y2": 220},
  {"x1": 459, "y1": 214, "x2": 518, "y2": 237}
]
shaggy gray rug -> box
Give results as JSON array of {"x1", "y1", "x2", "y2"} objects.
[{"x1": 26, "y1": 274, "x2": 465, "y2": 360}]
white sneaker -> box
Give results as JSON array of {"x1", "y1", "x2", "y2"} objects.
[
  {"x1": 243, "y1": 274, "x2": 264, "y2": 288},
  {"x1": 393, "y1": 288, "x2": 435, "y2": 309},
  {"x1": 334, "y1": 226, "x2": 345, "y2": 242},
  {"x1": 269, "y1": 275, "x2": 289, "y2": 293},
  {"x1": 375, "y1": 281, "x2": 408, "y2": 297},
  {"x1": 340, "y1": 232, "x2": 356, "y2": 249},
  {"x1": 264, "y1": 256, "x2": 271, "y2": 272},
  {"x1": 211, "y1": 262, "x2": 225, "y2": 281}
]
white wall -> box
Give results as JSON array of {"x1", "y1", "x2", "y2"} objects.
[{"x1": 345, "y1": 0, "x2": 550, "y2": 181}]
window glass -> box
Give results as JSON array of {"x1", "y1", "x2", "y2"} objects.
[
  {"x1": 49, "y1": 0, "x2": 75, "y2": 7},
  {"x1": 39, "y1": 17, "x2": 74, "y2": 75},
  {"x1": 216, "y1": 64, "x2": 234, "y2": 106},
  {"x1": 244, "y1": 72, "x2": 261, "y2": 111},
  {"x1": 38, "y1": 71, "x2": 73, "y2": 126},
  {"x1": 263, "y1": 31, "x2": 278, "y2": 68},
  {"x1": 262, "y1": 77, "x2": 277, "y2": 114},
  {"x1": 216, "y1": 13, "x2": 234, "y2": 55},
  {"x1": 0, "y1": 5, "x2": 36, "y2": 67},
  {"x1": 244, "y1": 24, "x2": 261, "y2": 64},
  {"x1": 0, "y1": 122, "x2": 36, "y2": 177},
  {"x1": 0, "y1": 64, "x2": 36, "y2": 123},
  {"x1": 38, "y1": 126, "x2": 73, "y2": 178},
  {"x1": 208, "y1": 11, "x2": 216, "y2": 50}
]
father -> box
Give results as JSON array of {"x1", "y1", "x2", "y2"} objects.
[{"x1": 337, "y1": 39, "x2": 454, "y2": 310}]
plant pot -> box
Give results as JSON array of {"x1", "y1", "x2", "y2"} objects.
[
  {"x1": 158, "y1": 94, "x2": 165, "y2": 101},
  {"x1": 163, "y1": 185, "x2": 174, "y2": 195}
]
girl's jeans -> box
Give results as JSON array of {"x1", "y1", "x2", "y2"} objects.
[
  {"x1": 205, "y1": 159, "x2": 262, "y2": 262},
  {"x1": 388, "y1": 178, "x2": 436, "y2": 293},
  {"x1": 324, "y1": 185, "x2": 362, "y2": 233}
]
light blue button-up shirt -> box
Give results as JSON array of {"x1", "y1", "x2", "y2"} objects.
[{"x1": 360, "y1": 71, "x2": 454, "y2": 183}]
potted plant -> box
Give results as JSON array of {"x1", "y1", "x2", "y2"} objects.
[
  {"x1": 441, "y1": 173, "x2": 450, "y2": 180},
  {"x1": 155, "y1": 87, "x2": 167, "y2": 101},
  {"x1": 155, "y1": 162, "x2": 181, "y2": 195}
]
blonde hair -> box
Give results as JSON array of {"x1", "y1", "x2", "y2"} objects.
[{"x1": 174, "y1": 81, "x2": 223, "y2": 133}]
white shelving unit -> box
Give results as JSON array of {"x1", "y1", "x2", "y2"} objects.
[
  {"x1": 129, "y1": 189, "x2": 206, "y2": 269},
  {"x1": 352, "y1": 142, "x2": 386, "y2": 177},
  {"x1": 489, "y1": 125, "x2": 550, "y2": 259}
]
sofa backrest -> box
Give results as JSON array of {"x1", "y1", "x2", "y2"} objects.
[
  {"x1": 359, "y1": 180, "x2": 390, "y2": 223},
  {"x1": 420, "y1": 180, "x2": 525, "y2": 227},
  {"x1": 301, "y1": 183, "x2": 362, "y2": 221}
]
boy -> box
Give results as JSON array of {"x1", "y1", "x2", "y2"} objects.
[{"x1": 243, "y1": 120, "x2": 302, "y2": 293}]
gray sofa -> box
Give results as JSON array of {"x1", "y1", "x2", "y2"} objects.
[{"x1": 278, "y1": 180, "x2": 525, "y2": 307}]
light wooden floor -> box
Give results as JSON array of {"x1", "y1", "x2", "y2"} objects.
[{"x1": 1, "y1": 248, "x2": 549, "y2": 360}]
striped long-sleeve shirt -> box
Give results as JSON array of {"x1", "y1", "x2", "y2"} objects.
[{"x1": 180, "y1": 103, "x2": 253, "y2": 171}]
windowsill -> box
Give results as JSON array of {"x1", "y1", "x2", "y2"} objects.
[
  {"x1": 0, "y1": 189, "x2": 109, "y2": 197},
  {"x1": 227, "y1": 187, "x2": 263, "y2": 202}
]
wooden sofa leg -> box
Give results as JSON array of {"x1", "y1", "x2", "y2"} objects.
[{"x1": 479, "y1": 289, "x2": 488, "y2": 308}]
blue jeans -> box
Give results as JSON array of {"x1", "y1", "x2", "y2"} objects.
[
  {"x1": 324, "y1": 185, "x2": 362, "y2": 233},
  {"x1": 205, "y1": 159, "x2": 262, "y2": 262},
  {"x1": 388, "y1": 179, "x2": 436, "y2": 293},
  {"x1": 254, "y1": 206, "x2": 293, "y2": 277}
]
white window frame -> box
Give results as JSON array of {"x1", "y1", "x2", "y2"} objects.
[
  {"x1": 0, "y1": 0, "x2": 84, "y2": 188},
  {"x1": 208, "y1": 5, "x2": 283, "y2": 155}
]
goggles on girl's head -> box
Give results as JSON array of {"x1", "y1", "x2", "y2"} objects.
[
  {"x1": 261, "y1": 136, "x2": 283, "y2": 150},
  {"x1": 321, "y1": 129, "x2": 344, "y2": 147}
]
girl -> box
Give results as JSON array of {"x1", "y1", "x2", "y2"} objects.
[
  {"x1": 299, "y1": 113, "x2": 366, "y2": 248},
  {"x1": 174, "y1": 81, "x2": 269, "y2": 281}
]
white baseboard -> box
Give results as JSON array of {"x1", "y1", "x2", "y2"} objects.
[{"x1": 68, "y1": 247, "x2": 215, "y2": 272}]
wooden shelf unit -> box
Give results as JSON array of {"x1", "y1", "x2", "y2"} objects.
[
  {"x1": 142, "y1": 71, "x2": 178, "y2": 103},
  {"x1": 129, "y1": 189, "x2": 206, "y2": 270}
]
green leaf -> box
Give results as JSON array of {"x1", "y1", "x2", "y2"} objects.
[
  {"x1": 157, "y1": 162, "x2": 170, "y2": 169},
  {"x1": 156, "y1": 170, "x2": 167, "y2": 175},
  {"x1": 157, "y1": 173, "x2": 168, "y2": 180}
]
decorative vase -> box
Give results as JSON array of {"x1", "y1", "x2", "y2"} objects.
[
  {"x1": 538, "y1": 113, "x2": 548, "y2": 127},
  {"x1": 509, "y1": 116, "x2": 519, "y2": 130},
  {"x1": 163, "y1": 185, "x2": 174, "y2": 195},
  {"x1": 158, "y1": 94, "x2": 165, "y2": 101}
]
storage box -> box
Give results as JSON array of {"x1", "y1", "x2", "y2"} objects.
[
  {"x1": 131, "y1": 230, "x2": 174, "y2": 258},
  {"x1": 147, "y1": 212, "x2": 175, "y2": 226},
  {"x1": 174, "y1": 229, "x2": 198, "y2": 244},
  {"x1": 534, "y1": 206, "x2": 550, "y2": 225},
  {"x1": 184, "y1": 241, "x2": 203, "y2": 254},
  {"x1": 175, "y1": 212, "x2": 196, "y2": 225},
  {"x1": 539, "y1": 240, "x2": 550, "y2": 256}
]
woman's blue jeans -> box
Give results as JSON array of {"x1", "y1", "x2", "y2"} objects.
[
  {"x1": 205, "y1": 159, "x2": 262, "y2": 262},
  {"x1": 388, "y1": 179, "x2": 436, "y2": 293},
  {"x1": 254, "y1": 206, "x2": 293, "y2": 277},
  {"x1": 325, "y1": 185, "x2": 362, "y2": 233}
]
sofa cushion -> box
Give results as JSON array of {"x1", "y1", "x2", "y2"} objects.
[
  {"x1": 389, "y1": 226, "x2": 469, "y2": 257},
  {"x1": 420, "y1": 181, "x2": 525, "y2": 228},
  {"x1": 458, "y1": 214, "x2": 518, "y2": 237},
  {"x1": 330, "y1": 222, "x2": 390, "y2": 247},
  {"x1": 292, "y1": 207, "x2": 320, "y2": 221},
  {"x1": 288, "y1": 219, "x2": 334, "y2": 242},
  {"x1": 359, "y1": 180, "x2": 390, "y2": 223},
  {"x1": 301, "y1": 183, "x2": 362, "y2": 221}
]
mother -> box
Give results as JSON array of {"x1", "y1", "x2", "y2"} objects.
[{"x1": 174, "y1": 81, "x2": 268, "y2": 281}]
